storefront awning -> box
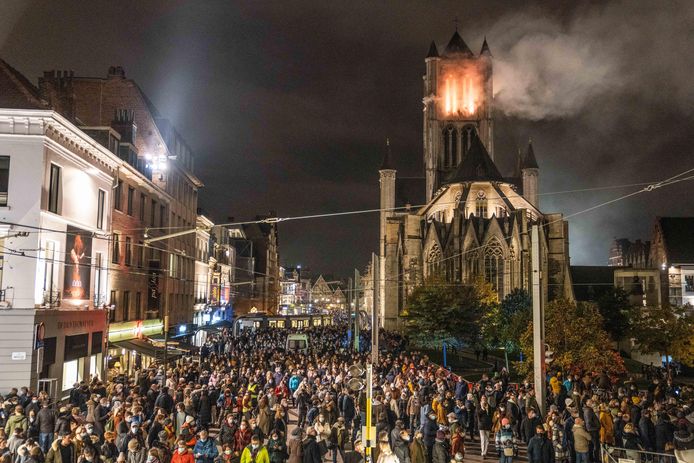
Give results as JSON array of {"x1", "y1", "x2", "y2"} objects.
[
  {"x1": 111, "y1": 337, "x2": 185, "y2": 362},
  {"x1": 149, "y1": 335, "x2": 198, "y2": 354}
]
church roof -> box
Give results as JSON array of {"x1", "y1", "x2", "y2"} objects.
[
  {"x1": 443, "y1": 31, "x2": 474, "y2": 58},
  {"x1": 380, "y1": 138, "x2": 395, "y2": 170},
  {"x1": 0, "y1": 58, "x2": 50, "y2": 109},
  {"x1": 522, "y1": 140, "x2": 539, "y2": 169},
  {"x1": 444, "y1": 133, "x2": 504, "y2": 184},
  {"x1": 426, "y1": 41, "x2": 439, "y2": 58},
  {"x1": 657, "y1": 217, "x2": 694, "y2": 264}
]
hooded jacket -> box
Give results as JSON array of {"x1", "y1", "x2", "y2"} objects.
[{"x1": 45, "y1": 439, "x2": 78, "y2": 463}]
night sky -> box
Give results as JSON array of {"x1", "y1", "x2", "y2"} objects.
[{"x1": 2, "y1": 0, "x2": 693, "y2": 277}]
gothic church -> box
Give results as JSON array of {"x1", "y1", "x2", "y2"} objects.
[{"x1": 377, "y1": 31, "x2": 573, "y2": 330}]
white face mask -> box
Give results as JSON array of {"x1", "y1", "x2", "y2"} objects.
[
  {"x1": 178, "y1": 448, "x2": 186, "y2": 454},
  {"x1": 251, "y1": 445, "x2": 259, "y2": 450}
]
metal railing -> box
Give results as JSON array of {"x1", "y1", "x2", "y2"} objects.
[{"x1": 602, "y1": 444, "x2": 677, "y2": 463}]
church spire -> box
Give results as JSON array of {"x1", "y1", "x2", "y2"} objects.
[
  {"x1": 522, "y1": 138, "x2": 539, "y2": 169},
  {"x1": 426, "y1": 41, "x2": 439, "y2": 59},
  {"x1": 380, "y1": 138, "x2": 395, "y2": 171}
]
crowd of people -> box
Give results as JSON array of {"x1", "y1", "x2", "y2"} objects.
[{"x1": 0, "y1": 323, "x2": 692, "y2": 463}]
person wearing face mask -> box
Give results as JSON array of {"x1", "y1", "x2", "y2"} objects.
[
  {"x1": 220, "y1": 445, "x2": 235, "y2": 463},
  {"x1": 193, "y1": 430, "x2": 218, "y2": 463},
  {"x1": 220, "y1": 416, "x2": 238, "y2": 449},
  {"x1": 77, "y1": 446, "x2": 98, "y2": 463},
  {"x1": 267, "y1": 430, "x2": 287, "y2": 463},
  {"x1": 240, "y1": 436, "x2": 269, "y2": 463},
  {"x1": 171, "y1": 440, "x2": 194, "y2": 463},
  {"x1": 235, "y1": 421, "x2": 252, "y2": 455},
  {"x1": 392, "y1": 428, "x2": 411, "y2": 463},
  {"x1": 125, "y1": 440, "x2": 146, "y2": 463},
  {"x1": 421, "y1": 411, "x2": 438, "y2": 463},
  {"x1": 100, "y1": 432, "x2": 119, "y2": 463}
]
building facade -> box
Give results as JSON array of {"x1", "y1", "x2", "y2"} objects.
[
  {"x1": 377, "y1": 32, "x2": 572, "y2": 330},
  {"x1": 0, "y1": 59, "x2": 120, "y2": 394},
  {"x1": 39, "y1": 66, "x2": 204, "y2": 332}
]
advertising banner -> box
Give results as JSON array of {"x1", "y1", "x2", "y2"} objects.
[
  {"x1": 63, "y1": 226, "x2": 92, "y2": 302},
  {"x1": 147, "y1": 260, "x2": 161, "y2": 312}
]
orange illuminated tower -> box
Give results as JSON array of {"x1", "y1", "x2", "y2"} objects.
[{"x1": 423, "y1": 31, "x2": 493, "y2": 201}]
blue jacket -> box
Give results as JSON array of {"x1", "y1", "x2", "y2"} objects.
[{"x1": 193, "y1": 438, "x2": 219, "y2": 463}]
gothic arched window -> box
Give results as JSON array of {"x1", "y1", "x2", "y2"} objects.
[
  {"x1": 475, "y1": 191, "x2": 487, "y2": 218},
  {"x1": 442, "y1": 126, "x2": 458, "y2": 168},
  {"x1": 426, "y1": 244, "x2": 443, "y2": 278},
  {"x1": 484, "y1": 238, "x2": 505, "y2": 296},
  {"x1": 461, "y1": 125, "x2": 476, "y2": 158}
]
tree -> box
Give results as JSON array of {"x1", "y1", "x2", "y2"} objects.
[
  {"x1": 480, "y1": 289, "x2": 531, "y2": 352},
  {"x1": 405, "y1": 277, "x2": 492, "y2": 348},
  {"x1": 632, "y1": 304, "x2": 694, "y2": 367},
  {"x1": 516, "y1": 299, "x2": 625, "y2": 377},
  {"x1": 596, "y1": 288, "x2": 639, "y2": 341}
]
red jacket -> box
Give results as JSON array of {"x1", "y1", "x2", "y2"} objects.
[{"x1": 171, "y1": 450, "x2": 195, "y2": 463}]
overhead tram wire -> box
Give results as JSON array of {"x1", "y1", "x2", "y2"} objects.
[
  {"x1": 0, "y1": 168, "x2": 692, "y2": 277},
  {"x1": 117, "y1": 178, "x2": 690, "y2": 233}
]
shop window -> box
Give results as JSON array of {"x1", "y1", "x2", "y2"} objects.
[
  {"x1": 65, "y1": 334, "x2": 89, "y2": 361},
  {"x1": 89, "y1": 354, "x2": 102, "y2": 380},
  {"x1": 91, "y1": 331, "x2": 103, "y2": 354},
  {"x1": 62, "y1": 358, "x2": 84, "y2": 391}
]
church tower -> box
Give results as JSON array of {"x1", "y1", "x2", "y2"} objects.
[{"x1": 423, "y1": 32, "x2": 493, "y2": 201}]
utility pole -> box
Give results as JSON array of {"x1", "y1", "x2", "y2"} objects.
[
  {"x1": 371, "y1": 253, "x2": 379, "y2": 364},
  {"x1": 531, "y1": 224, "x2": 546, "y2": 416},
  {"x1": 354, "y1": 268, "x2": 360, "y2": 352},
  {"x1": 365, "y1": 363, "x2": 374, "y2": 463}
]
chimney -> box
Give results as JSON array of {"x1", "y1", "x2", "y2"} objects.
[{"x1": 107, "y1": 66, "x2": 126, "y2": 78}]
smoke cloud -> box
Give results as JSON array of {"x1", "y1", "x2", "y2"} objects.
[{"x1": 490, "y1": 1, "x2": 694, "y2": 120}]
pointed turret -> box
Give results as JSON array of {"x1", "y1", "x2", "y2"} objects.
[
  {"x1": 521, "y1": 138, "x2": 540, "y2": 207},
  {"x1": 480, "y1": 36, "x2": 491, "y2": 56},
  {"x1": 426, "y1": 41, "x2": 439, "y2": 59},
  {"x1": 522, "y1": 139, "x2": 539, "y2": 169},
  {"x1": 443, "y1": 31, "x2": 474, "y2": 58},
  {"x1": 380, "y1": 138, "x2": 395, "y2": 171}
]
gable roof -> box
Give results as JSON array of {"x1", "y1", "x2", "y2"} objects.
[
  {"x1": 0, "y1": 58, "x2": 49, "y2": 109},
  {"x1": 444, "y1": 133, "x2": 504, "y2": 184},
  {"x1": 657, "y1": 217, "x2": 694, "y2": 263}
]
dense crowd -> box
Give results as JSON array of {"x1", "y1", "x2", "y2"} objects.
[{"x1": 0, "y1": 324, "x2": 692, "y2": 463}]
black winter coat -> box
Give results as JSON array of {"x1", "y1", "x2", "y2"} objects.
[
  {"x1": 654, "y1": 420, "x2": 674, "y2": 452},
  {"x1": 302, "y1": 437, "x2": 322, "y2": 463},
  {"x1": 638, "y1": 417, "x2": 656, "y2": 450},
  {"x1": 527, "y1": 435, "x2": 555, "y2": 463}
]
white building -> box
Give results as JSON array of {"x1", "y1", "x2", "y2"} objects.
[{"x1": 0, "y1": 105, "x2": 119, "y2": 396}]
